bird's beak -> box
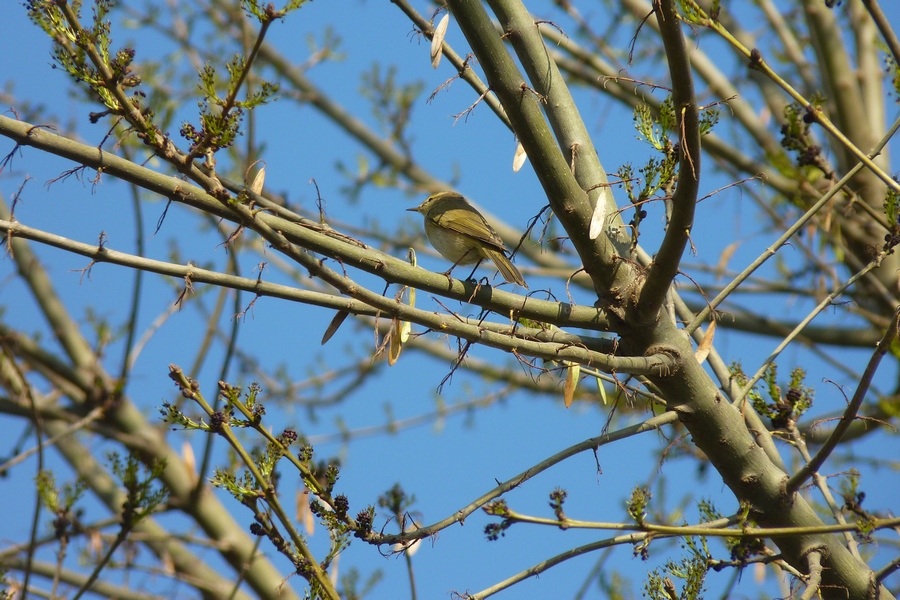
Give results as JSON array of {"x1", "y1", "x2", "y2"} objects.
[{"x1": 406, "y1": 207, "x2": 419, "y2": 213}]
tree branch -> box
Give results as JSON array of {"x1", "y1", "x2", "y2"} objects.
[
  {"x1": 637, "y1": 0, "x2": 700, "y2": 318},
  {"x1": 0, "y1": 115, "x2": 616, "y2": 333},
  {"x1": 445, "y1": 0, "x2": 631, "y2": 301},
  {"x1": 787, "y1": 307, "x2": 900, "y2": 495}
]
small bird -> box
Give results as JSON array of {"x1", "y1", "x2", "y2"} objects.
[{"x1": 408, "y1": 192, "x2": 527, "y2": 287}]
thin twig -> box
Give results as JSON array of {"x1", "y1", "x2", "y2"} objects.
[{"x1": 786, "y1": 307, "x2": 900, "y2": 494}]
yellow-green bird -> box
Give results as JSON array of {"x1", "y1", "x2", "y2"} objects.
[{"x1": 408, "y1": 192, "x2": 527, "y2": 288}]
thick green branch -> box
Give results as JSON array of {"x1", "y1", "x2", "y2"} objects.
[
  {"x1": 487, "y1": 0, "x2": 622, "y2": 248},
  {"x1": 445, "y1": 0, "x2": 630, "y2": 302},
  {"x1": 637, "y1": 0, "x2": 700, "y2": 319}
]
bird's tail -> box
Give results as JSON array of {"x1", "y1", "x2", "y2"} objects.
[{"x1": 484, "y1": 248, "x2": 527, "y2": 288}]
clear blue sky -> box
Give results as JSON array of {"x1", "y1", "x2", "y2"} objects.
[{"x1": 1, "y1": 1, "x2": 899, "y2": 599}]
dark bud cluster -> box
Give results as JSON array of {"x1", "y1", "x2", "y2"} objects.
[
  {"x1": 334, "y1": 494, "x2": 349, "y2": 519},
  {"x1": 354, "y1": 509, "x2": 373, "y2": 539},
  {"x1": 730, "y1": 537, "x2": 766, "y2": 563},
  {"x1": 748, "y1": 48, "x2": 761, "y2": 68},
  {"x1": 209, "y1": 410, "x2": 227, "y2": 432},
  {"x1": 278, "y1": 428, "x2": 298, "y2": 446},
  {"x1": 883, "y1": 231, "x2": 900, "y2": 254},
  {"x1": 484, "y1": 521, "x2": 511, "y2": 541}
]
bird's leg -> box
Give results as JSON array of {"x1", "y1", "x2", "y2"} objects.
[
  {"x1": 463, "y1": 259, "x2": 484, "y2": 283},
  {"x1": 440, "y1": 251, "x2": 482, "y2": 287}
]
